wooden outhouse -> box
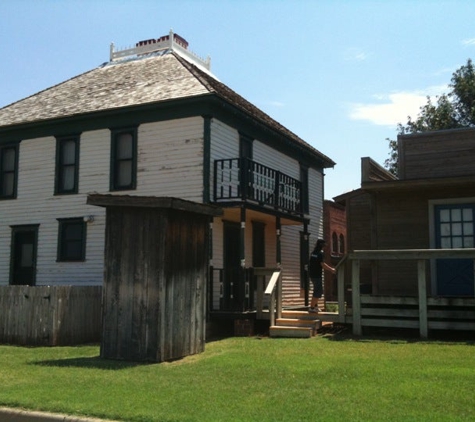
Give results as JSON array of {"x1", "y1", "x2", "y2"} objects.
[{"x1": 87, "y1": 194, "x2": 222, "y2": 362}]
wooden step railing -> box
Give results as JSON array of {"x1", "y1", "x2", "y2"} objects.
[{"x1": 261, "y1": 269, "x2": 282, "y2": 326}]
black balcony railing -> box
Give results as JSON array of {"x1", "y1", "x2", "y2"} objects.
[{"x1": 214, "y1": 158, "x2": 302, "y2": 214}]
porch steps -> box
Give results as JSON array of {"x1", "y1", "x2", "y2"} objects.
[{"x1": 269, "y1": 310, "x2": 321, "y2": 338}]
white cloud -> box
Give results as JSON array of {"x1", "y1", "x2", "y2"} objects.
[
  {"x1": 268, "y1": 101, "x2": 285, "y2": 107},
  {"x1": 462, "y1": 38, "x2": 475, "y2": 46},
  {"x1": 348, "y1": 86, "x2": 448, "y2": 127},
  {"x1": 344, "y1": 48, "x2": 370, "y2": 62}
]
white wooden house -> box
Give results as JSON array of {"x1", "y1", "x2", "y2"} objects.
[{"x1": 0, "y1": 31, "x2": 335, "y2": 334}]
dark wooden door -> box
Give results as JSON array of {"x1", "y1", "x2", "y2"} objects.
[
  {"x1": 435, "y1": 204, "x2": 474, "y2": 296},
  {"x1": 223, "y1": 222, "x2": 241, "y2": 310},
  {"x1": 251, "y1": 222, "x2": 266, "y2": 308},
  {"x1": 11, "y1": 226, "x2": 38, "y2": 285}
]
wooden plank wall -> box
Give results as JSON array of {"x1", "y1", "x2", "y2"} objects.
[
  {"x1": 0, "y1": 285, "x2": 102, "y2": 346},
  {"x1": 399, "y1": 130, "x2": 475, "y2": 179},
  {"x1": 101, "y1": 207, "x2": 209, "y2": 362}
]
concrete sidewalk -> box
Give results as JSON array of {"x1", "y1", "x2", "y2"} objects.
[{"x1": 0, "y1": 407, "x2": 119, "y2": 422}]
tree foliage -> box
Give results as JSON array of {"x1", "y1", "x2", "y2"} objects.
[{"x1": 385, "y1": 58, "x2": 475, "y2": 175}]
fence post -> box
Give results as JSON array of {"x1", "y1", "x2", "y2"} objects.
[
  {"x1": 418, "y1": 259, "x2": 428, "y2": 339},
  {"x1": 352, "y1": 259, "x2": 362, "y2": 335}
]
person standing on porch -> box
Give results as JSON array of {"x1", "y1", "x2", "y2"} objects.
[{"x1": 308, "y1": 239, "x2": 336, "y2": 313}]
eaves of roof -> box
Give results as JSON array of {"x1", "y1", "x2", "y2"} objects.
[{"x1": 173, "y1": 53, "x2": 335, "y2": 168}]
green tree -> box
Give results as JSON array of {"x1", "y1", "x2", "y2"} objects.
[{"x1": 385, "y1": 58, "x2": 475, "y2": 176}]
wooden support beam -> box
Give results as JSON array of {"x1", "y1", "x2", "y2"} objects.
[
  {"x1": 352, "y1": 259, "x2": 362, "y2": 335},
  {"x1": 418, "y1": 259, "x2": 428, "y2": 339},
  {"x1": 337, "y1": 265, "x2": 346, "y2": 323},
  {"x1": 276, "y1": 217, "x2": 281, "y2": 267}
]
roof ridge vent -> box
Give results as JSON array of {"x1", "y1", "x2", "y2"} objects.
[{"x1": 109, "y1": 29, "x2": 211, "y2": 70}]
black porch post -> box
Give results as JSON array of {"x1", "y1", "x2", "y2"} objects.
[
  {"x1": 301, "y1": 223, "x2": 310, "y2": 307},
  {"x1": 240, "y1": 206, "x2": 247, "y2": 310},
  {"x1": 276, "y1": 216, "x2": 281, "y2": 268},
  {"x1": 208, "y1": 220, "x2": 214, "y2": 314}
]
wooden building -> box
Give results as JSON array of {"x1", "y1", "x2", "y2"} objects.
[
  {"x1": 332, "y1": 128, "x2": 475, "y2": 336},
  {"x1": 322, "y1": 200, "x2": 346, "y2": 301},
  {"x1": 88, "y1": 195, "x2": 221, "y2": 362},
  {"x1": 0, "y1": 31, "x2": 335, "y2": 341}
]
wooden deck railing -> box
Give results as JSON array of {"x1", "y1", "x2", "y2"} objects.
[
  {"x1": 340, "y1": 249, "x2": 475, "y2": 338},
  {"x1": 214, "y1": 158, "x2": 303, "y2": 215}
]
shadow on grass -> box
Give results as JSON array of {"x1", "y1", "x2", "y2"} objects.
[
  {"x1": 32, "y1": 356, "x2": 155, "y2": 370},
  {"x1": 319, "y1": 324, "x2": 475, "y2": 345}
]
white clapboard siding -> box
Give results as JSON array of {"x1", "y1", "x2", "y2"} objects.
[
  {"x1": 0, "y1": 117, "x2": 206, "y2": 286},
  {"x1": 0, "y1": 134, "x2": 107, "y2": 286},
  {"x1": 254, "y1": 141, "x2": 300, "y2": 179},
  {"x1": 210, "y1": 119, "x2": 239, "y2": 160},
  {"x1": 80, "y1": 129, "x2": 111, "y2": 193},
  {"x1": 281, "y1": 167, "x2": 324, "y2": 306},
  {"x1": 210, "y1": 218, "x2": 223, "y2": 309},
  {"x1": 308, "y1": 167, "x2": 324, "y2": 247},
  {"x1": 281, "y1": 225, "x2": 302, "y2": 307},
  {"x1": 137, "y1": 118, "x2": 204, "y2": 201},
  {"x1": 209, "y1": 119, "x2": 239, "y2": 200}
]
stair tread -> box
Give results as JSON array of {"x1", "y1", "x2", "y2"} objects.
[
  {"x1": 270, "y1": 325, "x2": 312, "y2": 331},
  {"x1": 276, "y1": 318, "x2": 319, "y2": 326},
  {"x1": 269, "y1": 325, "x2": 313, "y2": 338},
  {"x1": 281, "y1": 312, "x2": 320, "y2": 321}
]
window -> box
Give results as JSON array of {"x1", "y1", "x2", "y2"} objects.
[
  {"x1": 332, "y1": 232, "x2": 338, "y2": 254},
  {"x1": 436, "y1": 204, "x2": 474, "y2": 248},
  {"x1": 55, "y1": 136, "x2": 79, "y2": 194},
  {"x1": 110, "y1": 128, "x2": 137, "y2": 191},
  {"x1": 339, "y1": 234, "x2": 345, "y2": 254},
  {"x1": 57, "y1": 218, "x2": 86, "y2": 261},
  {"x1": 0, "y1": 144, "x2": 18, "y2": 199},
  {"x1": 239, "y1": 133, "x2": 253, "y2": 160}
]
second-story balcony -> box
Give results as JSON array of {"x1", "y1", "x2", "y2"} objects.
[{"x1": 214, "y1": 158, "x2": 303, "y2": 215}]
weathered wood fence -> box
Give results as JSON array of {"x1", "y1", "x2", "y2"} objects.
[{"x1": 0, "y1": 285, "x2": 102, "y2": 346}]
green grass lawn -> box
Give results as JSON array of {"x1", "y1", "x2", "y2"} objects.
[{"x1": 1, "y1": 330, "x2": 475, "y2": 422}]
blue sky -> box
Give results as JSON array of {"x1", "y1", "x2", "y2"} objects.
[{"x1": 1, "y1": 0, "x2": 475, "y2": 199}]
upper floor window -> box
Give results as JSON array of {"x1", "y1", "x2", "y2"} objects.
[
  {"x1": 0, "y1": 143, "x2": 19, "y2": 199},
  {"x1": 332, "y1": 232, "x2": 338, "y2": 254},
  {"x1": 57, "y1": 218, "x2": 86, "y2": 262},
  {"x1": 339, "y1": 234, "x2": 345, "y2": 254},
  {"x1": 239, "y1": 133, "x2": 253, "y2": 159},
  {"x1": 110, "y1": 128, "x2": 137, "y2": 191},
  {"x1": 55, "y1": 136, "x2": 80, "y2": 194}
]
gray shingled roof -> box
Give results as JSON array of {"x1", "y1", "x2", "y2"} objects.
[
  {"x1": 0, "y1": 51, "x2": 208, "y2": 127},
  {"x1": 0, "y1": 49, "x2": 335, "y2": 167}
]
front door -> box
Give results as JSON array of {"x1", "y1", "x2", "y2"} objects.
[
  {"x1": 222, "y1": 222, "x2": 242, "y2": 310},
  {"x1": 251, "y1": 222, "x2": 266, "y2": 309},
  {"x1": 10, "y1": 225, "x2": 39, "y2": 286},
  {"x1": 434, "y1": 204, "x2": 474, "y2": 296}
]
